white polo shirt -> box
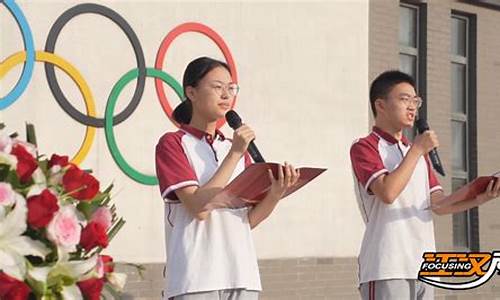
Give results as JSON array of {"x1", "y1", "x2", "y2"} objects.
[
  {"x1": 350, "y1": 126, "x2": 443, "y2": 284},
  {"x1": 155, "y1": 125, "x2": 261, "y2": 298}
]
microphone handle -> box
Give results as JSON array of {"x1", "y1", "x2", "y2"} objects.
[
  {"x1": 248, "y1": 141, "x2": 265, "y2": 163},
  {"x1": 429, "y1": 148, "x2": 446, "y2": 176}
]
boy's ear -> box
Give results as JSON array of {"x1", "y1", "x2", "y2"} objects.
[{"x1": 374, "y1": 98, "x2": 385, "y2": 115}]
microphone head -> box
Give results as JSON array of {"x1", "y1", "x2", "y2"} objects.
[
  {"x1": 225, "y1": 110, "x2": 242, "y2": 129},
  {"x1": 415, "y1": 118, "x2": 429, "y2": 134}
]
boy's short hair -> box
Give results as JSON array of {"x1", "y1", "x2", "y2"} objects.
[{"x1": 370, "y1": 70, "x2": 416, "y2": 117}]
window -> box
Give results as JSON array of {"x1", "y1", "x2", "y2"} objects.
[
  {"x1": 399, "y1": 3, "x2": 426, "y2": 140},
  {"x1": 451, "y1": 13, "x2": 478, "y2": 251}
]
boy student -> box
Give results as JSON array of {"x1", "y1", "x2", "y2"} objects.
[{"x1": 350, "y1": 70, "x2": 500, "y2": 300}]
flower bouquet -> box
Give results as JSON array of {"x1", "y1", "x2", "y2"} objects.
[{"x1": 0, "y1": 123, "x2": 126, "y2": 300}]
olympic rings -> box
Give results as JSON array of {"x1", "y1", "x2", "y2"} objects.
[
  {"x1": 0, "y1": 51, "x2": 96, "y2": 165},
  {"x1": 0, "y1": 0, "x2": 35, "y2": 109},
  {"x1": 44, "y1": 3, "x2": 146, "y2": 128},
  {"x1": 1, "y1": 1, "x2": 238, "y2": 186},
  {"x1": 105, "y1": 68, "x2": 183, "y2": 185},
  {"x1": 154, "y1": 22, "x2": 238, "y2": 129}
]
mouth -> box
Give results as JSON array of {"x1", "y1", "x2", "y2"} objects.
[
  {"x1": 218, "y1": 103, "x2": 231, "y2": 110},
  {"x1": 407, "y1": 112, "x2": 416, "y2": 121}
]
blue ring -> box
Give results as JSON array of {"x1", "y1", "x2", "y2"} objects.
[{"x1": 0, "y1": 0, "x2": 35, "y2": 109}]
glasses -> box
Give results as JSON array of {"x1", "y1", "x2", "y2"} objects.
[
  {"x1": 388, "y1": 94, "x2": 423, "y2": 108},
  {"x1": 207, "y1": 82, "x2": 240, "y2": 97}
]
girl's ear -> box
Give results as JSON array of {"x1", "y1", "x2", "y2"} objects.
[{"x1": 185, "y1": 86, "x2": 196, "y2": 103}]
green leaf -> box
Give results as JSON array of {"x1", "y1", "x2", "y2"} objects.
[
  {"x1": 26, "y1": 123, "x2": 37, "y2": 147},
  {"x1": 38, "y1": 159, "x2": 49, "y2": 176},
  {"x1": 0, "y1": 164, "x2": 10, "y2": 181},
  {"x1": 0, "y1": 123, "x2": 5, "y2": 130},
  {"x1": 76, "y1": 201, "x2": 98, "y2": 220}
]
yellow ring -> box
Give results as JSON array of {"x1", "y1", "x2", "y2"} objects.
[{"x1": 0, "y1": 51, "x2": 96, "y2": 165}]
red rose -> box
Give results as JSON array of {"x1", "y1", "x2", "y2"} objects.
[
  {"x1": 80, "y1": 222, "x2": 108, "y2": 251},
  {"x1": 10, "y1": 144, "x2": 37, "y2": 183},
  {"x1": 48, "y1": 154, "x2": 69, "y2": 168},
  {"x1": 77, "y1": 278, "x2": 104, "y2": 300},
  {"x1": 27, "y1": 189, "x2": 59, "y2": 229},
  {"x1": 62, "y1": 166, "x2": 99, "y2": 201},
  {"x1": 0, "y1": 272, "x2": 31, "y2": 300},
  {"x1": 100, "y1": 255, "x2": 114, "y2": 274}
]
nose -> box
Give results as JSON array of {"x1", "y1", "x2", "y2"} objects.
[{"x1": 220, "y1": 86, "x2": 230, "y2": 99}]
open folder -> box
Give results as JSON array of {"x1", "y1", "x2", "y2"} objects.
[
  {"x1": 448, "y1": 172, "x2": 499, "y2": 203},
  {"x1": 217, "y1": 163, "x2": 326, "y2": 206},
  {"x1": 437, "y1": 172, "x2": 500, "y2": 206}
]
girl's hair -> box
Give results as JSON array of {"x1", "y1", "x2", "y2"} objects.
[{"x1": 173, "y1": 57, "x2": 231, "y2": 124}]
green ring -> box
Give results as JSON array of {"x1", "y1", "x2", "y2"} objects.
[{"x1": 105, "y1": 68, "x2": 184, "y2": 185}]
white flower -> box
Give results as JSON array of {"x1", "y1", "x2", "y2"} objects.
[
  {"x1": 26, "y1": 167, "x2": 48, "y2": 197},
  {"x1": 60, "y1": 284, "x2": 84, "y2": 300},
  {"x1": 49, "y1": 165, "x2": 64, "y2": 186},
  {"x1": 0, "y1": 152, "x2": 17, "y2": 169},
  {"x1": 106, "y1": 272, "x2": 127, "y2": 292},
  {"x1": 0, "y1": 192, "x2": 50, "y2": 280},
  {"x1": 28, "y1": 252, "x2": 96, "y2": 300}
]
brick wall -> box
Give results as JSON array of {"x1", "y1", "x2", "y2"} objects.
[{"x1": 115, "y1": 259, "x2": 500, "y2": 299}]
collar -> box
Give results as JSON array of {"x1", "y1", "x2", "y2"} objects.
[
  {"x1": 372, "y1": 126, "x2": 410, "y2": 146},
  {"x1": 180, "y1": 124, "x2": 225, "y2": 143}
]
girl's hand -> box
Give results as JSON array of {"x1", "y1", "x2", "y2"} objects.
[
  {"x1": 267, "y1": 162, "x2": 300, "y2": 201},
  {"x1": 230, "y1": 125, "x2": 255, "y2": 157}
]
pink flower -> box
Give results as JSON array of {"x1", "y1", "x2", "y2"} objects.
[
  {"x1": 96, "y1": 255, "x2": 113, "y2": 278},
  {"x1": 0, "y1": 133, "x2": 13, "y2": 153},
  {"x1": 47, "y1": 205, "x2": 83, "y2": 252},
  {"x1": 90, "y1": 207, "x2": 112, "y2": 231},
  {"x1": 0, "y1": 183, "x2": 15, "y2": 207}
]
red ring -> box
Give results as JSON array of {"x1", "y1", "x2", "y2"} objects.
[{"x1": 154, "y1": 22, "x2": 237, "y2": 128}]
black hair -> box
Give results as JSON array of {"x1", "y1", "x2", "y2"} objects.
[
  {"x1": 369, "y1": 70, "x2": 416, "y2": 117},
  {"x1": 172, "y1": 57, "x2": 231, "y2": 124}
]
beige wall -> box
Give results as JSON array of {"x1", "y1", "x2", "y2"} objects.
[{"x1": 1, "y1": 0, "x2": 370, "y2": 263}]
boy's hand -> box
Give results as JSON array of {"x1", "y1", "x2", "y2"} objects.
[
  {"x1": 476, "y1": 178, "x2": 500, "y2": 205},
  {"x1": 413, "y1": 130, "x2": 439, "y2": 156}
]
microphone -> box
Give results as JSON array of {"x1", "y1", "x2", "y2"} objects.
[
  {"x1": 415, "y1": 118, "x2": 446, "y2": 177},
  {"x1": 225, "y1": 110, "x2": 265, "y2": 163}
]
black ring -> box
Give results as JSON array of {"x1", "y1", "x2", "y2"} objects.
[{"x1": 44, "y1": 3, "x2": 146, "y2": 127}]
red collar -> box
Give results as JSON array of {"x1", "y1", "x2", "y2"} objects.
[
  {"x1": 180, "y1": 124, "x2": 225, "y2": 143},
  {"x1": 372, "y1": 126, "x2": 410, "y2": 146}
]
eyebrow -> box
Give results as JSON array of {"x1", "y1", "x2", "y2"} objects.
[
  {"x1": 210, "y1": 80, "x2": 234, "y2": 85},
  {"x1": 398, "y1": 92, "x2": 417, "y2": 97}
]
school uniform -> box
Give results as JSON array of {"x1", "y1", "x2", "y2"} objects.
[
  {"x1": 155, "y1": 125, "x2": 261, "y2": 299},
  {"x1": 350, "y1": 126, "x2": 442, "y2": 300}
]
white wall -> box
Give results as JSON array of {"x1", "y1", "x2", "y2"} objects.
[{"x1": 1, "y1": 0, "x2": 369, "y2": 263}]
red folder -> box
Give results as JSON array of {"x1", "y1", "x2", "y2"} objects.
[
  {"x1": 218, "y1": 163, "x2": 326, "y2": 206},
  {"x1": 448, "y1": 172, "x2": 499, "y2": 203}
]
